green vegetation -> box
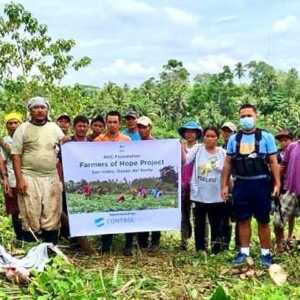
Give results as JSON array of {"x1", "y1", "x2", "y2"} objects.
[
  {"x1": 0, "y1": 3, "x2": 299, "y2": 138},
  {"x1": 0, "y1": 2, "x2": 300, "y2": 299},
  {"x1": 1, "y1": 201, "x2": 300, "y2": 299},
  {"x1": 67, "y1": 193, "x2": 177, "y2": 213}
]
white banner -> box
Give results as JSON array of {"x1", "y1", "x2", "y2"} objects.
[{"x1": 61, "y1": 139, "x2": 181, "y2": 237}]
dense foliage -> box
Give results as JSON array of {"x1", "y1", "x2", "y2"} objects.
[
  {"x1": 0, "y1": 3, "x2": 299, "y2": 138},
  {"x1": 0, "y1": 3, "x2": 300, "y2": 299}
]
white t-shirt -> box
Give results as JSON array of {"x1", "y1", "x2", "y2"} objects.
[
  {"x1": 185, "y1": 143, "x2": 198, "y2": 155},
  {"x1": 11, "y1": 122, "x2": 64, "y2": 177},
  {"x1": 186, "y1": 145, "x2": 225, "y2": 203}
]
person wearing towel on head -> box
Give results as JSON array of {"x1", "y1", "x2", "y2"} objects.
[
  {"x1": 11, "y1": 97, "x2": 65, "y2": 244},
  {"x1": 0, "y1": 112, "x2": 23, "y2": 240}
]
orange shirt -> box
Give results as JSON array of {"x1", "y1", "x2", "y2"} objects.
[{"x1": 94, "y1": 132, "x2": 131, "y2": 142}]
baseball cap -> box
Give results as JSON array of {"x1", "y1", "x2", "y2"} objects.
[
  {"x1": 137, "y1": 116, "x2": 152, "y2": 127},
  {"x1": 57, "y1": 113, "x2": 71, "y2": 123},
  {"x1": 125, "y1": 110, "x2": 138, "y2": 119},
  {"x1": 221, "y1": 121, "x2": 237, "y2": 132}
]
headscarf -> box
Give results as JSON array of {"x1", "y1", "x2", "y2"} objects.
[
  {"x1": 27, "y1": 97, "x2": 50, "y2": 111},
  {"x1": 4, "y1": 112, "x2": 23, "y2": 124},
  {"x1": 26, "y1": 97, "x2": 51, "y2": 123}
]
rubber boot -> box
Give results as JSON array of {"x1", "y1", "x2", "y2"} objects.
[
  {"x1": 42, "y1": 230, "x2": 59, "y2": 244},
  {"x1": 22, "y1": 230, "x2": 37, "y2": 242},
  {"x1": 123, "y1": 233, "x2": 134, "y2": 256},
  {"x1": 11, "y1": 215, "x2": 24, "y2": 241}
]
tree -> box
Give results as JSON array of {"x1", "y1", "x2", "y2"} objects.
[
  {"x1": 284, "y1": 68, "x2": 298, "y2": 98},
  {"x1": 234, "y1": 62, "x2": 245, "y2": 82},
  {"x1": 156, "y1": 59, "x2": 190, "y2": 126},
  {"x1": 0, "y1": 2, "x2": 91, "y2": 84}
]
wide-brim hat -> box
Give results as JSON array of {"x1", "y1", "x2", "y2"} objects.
[{"x1": 178, "y1": 121, "x2": 202, "y2": 138}]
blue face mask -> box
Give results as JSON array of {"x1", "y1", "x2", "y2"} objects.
[{"x1": 240, "y1": 117, "x2": 255, "y2": 130}]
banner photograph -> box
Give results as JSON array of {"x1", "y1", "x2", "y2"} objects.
[{"x1": 61, "y1": 139, "x2": 181, "y2": 237}]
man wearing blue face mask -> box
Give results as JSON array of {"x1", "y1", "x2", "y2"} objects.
[{"x1": 221, "y1": 103, "x2": 280, "y2": 268}]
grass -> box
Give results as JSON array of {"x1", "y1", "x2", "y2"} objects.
[
  {"x1": 0, "y1": 195, "x2": 300, "y2": 299},
  {"x1": 67, "y1": 193, "x2": 177, "y2": 213}
]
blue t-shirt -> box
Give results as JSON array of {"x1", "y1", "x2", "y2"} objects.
[
  {"x1": 122, "y1": 129, "x2": 141, "y2": 141},
  {"x1": 227, "y1": 130, "x2": 277, "y2": 156}
]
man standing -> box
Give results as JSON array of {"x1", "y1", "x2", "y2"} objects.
[
  {"x1": 220, "y1": 121, "x2": 238, "y2": 250},
  {"x1": 221, "y1": 104, "x2": 280, "y2": 267},
  {"x1": 95, "y1": 111, "x2": 130, "y2": 142},
  {"x1": 87, "y1": 115, "x2": 105, "y2": 141},
  {"x1": 0, "y1": 112, "x2": 23, "y2": 240},
  {"x1": 57, "y1": 114, "x2": 71, "y2": 136},
  {"x1": 60, "y1": 115, "x2": 95, "y2": 254},
  {"x1": 136, "y1": 116, "x2": 161, "y2": 252},
  {"x1": 12, "y1": 97, "x2": 65, "y2": 243},
  {"x1": 71, "y1": 115, "x2": 90, "y2": 141},
  {"x1": 95, "y1": 111, "x2": 133, "y2": 255},
  {"x1": 122, "y1": 110, "x2": 141, "y2": 141},
  {"x1": 274, "y1": 135, "x2": 300, "y2": 251},
  {"x1": 221, "y1": 122, "x2": 237, "y2": 149}
]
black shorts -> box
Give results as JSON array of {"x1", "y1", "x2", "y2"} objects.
[{"x1": 232, "y1": 178, "x2": 272, "y2": 224}]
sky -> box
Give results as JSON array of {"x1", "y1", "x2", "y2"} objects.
[{"x1": 1, "y1": 0, "x2": 300, "y2": 86}]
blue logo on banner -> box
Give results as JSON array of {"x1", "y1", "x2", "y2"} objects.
[{"x1": 94, "y1": 217, "x2": 105, "y2": 227}]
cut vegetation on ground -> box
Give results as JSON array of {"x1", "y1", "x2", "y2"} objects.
[{"x1": 0, "y1": 193, "x2": 300, "y2": 299}]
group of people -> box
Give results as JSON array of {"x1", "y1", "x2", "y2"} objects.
[
  {"x1": 0, "y1": 97, "x2": 299, "y2": 267},
  {"x1": 0, "y1": 97, "x2": 157, "y2": 256},
  {"x1": 180, "y1": 103, "x2": 299, "y2": 267}
]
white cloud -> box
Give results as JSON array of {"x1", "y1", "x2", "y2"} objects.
[
  {"x1": 185, "y1": 54, "x2": 237, "y2": 74},
  {"x1": 272, "y1": 15, "x2": 299, "y2": 33},
  {"x1": 191, "y1": 35, "x2": 234, "y2": 51},
  {"x1": 164, "y1": 7, "x2": 198, "y2": 26},
  {"x1": 100, "y1": 59, "x2": 156, "y2": 77},
  {"x1": 109, "y1": 0, "x2": 155, "y2": 14},
  {"x1": 214, "y1": 15, "x2": 238, "y2": 24}
]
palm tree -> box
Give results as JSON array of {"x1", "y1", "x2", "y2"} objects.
[{"x1": 234, "y1": 62, "x2": 245, "y2": 83}]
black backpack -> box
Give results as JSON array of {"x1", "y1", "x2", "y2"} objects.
[{"x1": 232, "y1": 128, "x2": 270, "y2": 177}]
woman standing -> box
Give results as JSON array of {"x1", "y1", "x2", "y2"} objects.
[
  {"x1": 186, "y1": 126, "x2": 226, "y2": 254},
  {"x1": 178, "y1": 121, "x2": 202, "y2": 250}
]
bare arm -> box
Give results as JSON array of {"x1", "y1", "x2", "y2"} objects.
[
  {"x1": 0, "y1": 156, "x2": 9, "y2": 194},
  {"x1": 221, "y1": 155, "x2": 232, "y2": 201},
  {"x1": 0, "y1": 138, "x2": 11, "y2": 155},
  {"x1": 12, "y1": 154, "x2": 27, "y2": 194},
  {"x1": 269, "y1": 154, "x2": 281, "y2": 196},
  {"x1": 280, "y1": 164, "x2": 286, "y2": 177},
  {"x1": 0, "y1": 156, "x2": 7, "y2": 177}
]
